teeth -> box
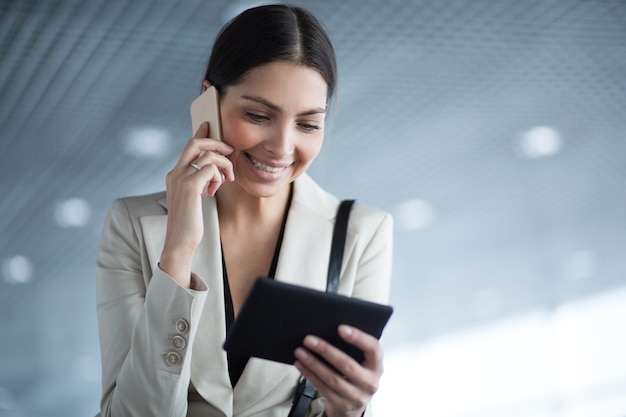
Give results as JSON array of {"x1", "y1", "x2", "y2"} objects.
[{"x1": 247, "y1": 154, "x2": 287, "y2": 173}]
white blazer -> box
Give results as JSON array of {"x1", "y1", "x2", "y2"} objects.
[{"x1": 96, "y1": 173, "x2": 393, "y2": 417}]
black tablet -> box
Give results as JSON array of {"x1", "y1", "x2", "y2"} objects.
[{"x1": 223, "y1": 278, "x2": 393, "y2": 365}]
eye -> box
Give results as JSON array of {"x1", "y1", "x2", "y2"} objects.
[
  {"x1": 245, "y1": 111, "x2": 269, "y2": 124},
  {"x1": 299, "y1": 123, "x2": 322, "y2": 133}
]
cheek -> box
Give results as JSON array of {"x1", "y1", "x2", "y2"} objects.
[
  {"x1": 221, "y1": 112, "x2": 257, "y2": 149},
  {"x1": 298, "y1": 135, "x2": 324, "y2": 164}
]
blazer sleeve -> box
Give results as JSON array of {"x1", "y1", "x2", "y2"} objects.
[{"x1": 96, "y1": 198, "x2": 208, "y2": 417}]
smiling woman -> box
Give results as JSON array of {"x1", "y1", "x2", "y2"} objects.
[{"x1": 95, "y1": 4, "x2": 393, "y2": 417}]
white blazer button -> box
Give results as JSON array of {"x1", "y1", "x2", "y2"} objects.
[
  {"x1": 171, "y1": 335, "x2": 186, "y2": 350},
  {"x1": 165, "y1": 351, "x2": 182, "y2": 365},
  {"x1": 175, "y1": 318, "x2": 189, "y2": 334}
]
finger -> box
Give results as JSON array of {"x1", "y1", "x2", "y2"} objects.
[
  {"x1": 191, "y1": 152, "x2": 235, "y2": 182},
  {"x1": 294, "y1": 354, "x2": 369, "y2": 414},
  {"x1": 187, "y1": 163, "x2": 227, "y2": 197},
  {"x1": 293, "y1": 350, "x2": 363, "y2": 408},
  {"x1": 181, "y1": 138, "x2": 233, "y2": 164},
  {"x1": 302, "y1": 331, "x2": 383, "y2": 392},
  {"x1": 299, "y1": 335, "x2": 378, "y2": 394},
  {"x1": 169, "y1": 155, "x2": 227, "y2": 197},
  {"x1": 294, "y1": 346, "x2": 352, "y2": 390},
  {"x1": 338, "y1": 325, "x2": 384, "y2": 372},
  {"x1": 176, "y1": 135, "x2": 233, "y2": 169},
  {"x1": 203, "y1": 164, "x2": 225, "y2": 197}
]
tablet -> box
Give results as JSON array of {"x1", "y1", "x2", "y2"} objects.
[{"x1": 223, "y1": 278, "x2": 393, "y2": 365}]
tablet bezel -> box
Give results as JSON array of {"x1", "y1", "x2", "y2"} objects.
[{"x1": 222, "y1": 278, "x2": 393, "y2": 365}]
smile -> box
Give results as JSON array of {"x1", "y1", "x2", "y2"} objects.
[{"x1": 246, "y1": 153, "x2": 290, "y2": 173}]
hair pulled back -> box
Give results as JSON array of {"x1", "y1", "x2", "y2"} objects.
[{"x1": 204, "y1": 4, "x2": 337, "y2": 104}]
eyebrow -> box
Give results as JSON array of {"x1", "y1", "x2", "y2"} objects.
[{"x1": 241, "y1": 95, "x2": 326, "y2": 116}]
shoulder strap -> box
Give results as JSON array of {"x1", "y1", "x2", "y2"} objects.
[
  {"x1": 289, "y1": 199, "x2": 355, "y2": 417},
  {"x1": 287, "y1": 377, "x2": 317, "y2": 417},
  {"x1": 326, "y1": 199, "x2": 355, "y2": 294}
]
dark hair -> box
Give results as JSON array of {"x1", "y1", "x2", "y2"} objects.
[{"x1": 204, "y1": 4, "x2": 337, "y2": 105}]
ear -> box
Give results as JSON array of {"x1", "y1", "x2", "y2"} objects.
[{"x1": 202, "y1": 80, "x2": 211, "y2": 92}]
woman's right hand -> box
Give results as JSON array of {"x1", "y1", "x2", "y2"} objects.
[{"x1": 159, "y1": 122, "x2": 234, "y2": 287}]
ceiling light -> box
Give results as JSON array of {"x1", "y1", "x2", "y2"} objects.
[
  {"x1": 2, "y1": 255, "x2": 33, "y2": 285},
  {"x1": 54, "y1": 198, "x2": 91, "y2": 228},
  {"x1": 123, "y1": 127, "x2": 171, "y2": 159},
  {"x1": 395, "y1": 198, "x2": 435, "y2": 231},
  {"x1": 515, "y1": 126, "x2": 562, "y2": 158}
]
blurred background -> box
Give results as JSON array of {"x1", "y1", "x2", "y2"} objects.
[{"x1": 1, "y1": 0, "x2": 625, "y2": 415}]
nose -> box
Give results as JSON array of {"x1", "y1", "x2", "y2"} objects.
[{"x1": 264, "y1": 124, "x2": 294, "y2": 158}]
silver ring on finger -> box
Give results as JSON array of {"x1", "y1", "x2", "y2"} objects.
[{"x1": 190, "y1": 162, "x2": 202, "y2": 171}]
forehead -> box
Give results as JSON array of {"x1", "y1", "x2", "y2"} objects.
[{"x1": 227, "y1": 61, "x2": 328, "y2": 110}]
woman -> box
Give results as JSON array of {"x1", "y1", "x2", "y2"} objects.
[{"x1": 96, "y1": 4, "x2": 392, "y2": 417}]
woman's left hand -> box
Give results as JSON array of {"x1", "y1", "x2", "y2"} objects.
[{"x1": 294, "y1": 325, "x2": 383, "y2": 417}]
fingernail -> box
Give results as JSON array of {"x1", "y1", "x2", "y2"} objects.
[
  {"x1": 304, "y1": 335, "x2": 319, "y2": 347},
  {"x1": 295, "y1": 348, "x2": 308, "y2": 360},
  {"x1": 339, "y1": 325, "x2": 353, "y2": 336}
]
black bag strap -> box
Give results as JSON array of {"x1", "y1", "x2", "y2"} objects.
[
  {"x1": 326, "y1": 199, "x2": 355, "y2": 293},
  {"x1": 288, "y1": 199, "x2": 355, "y2": 417},
  {"x1": 287, "y1": 377, "x2": 317, "y2": 417}
]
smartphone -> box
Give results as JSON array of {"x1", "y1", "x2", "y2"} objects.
[{"x1": 190, "y1": 85, "x2": 223, "y2": 140}]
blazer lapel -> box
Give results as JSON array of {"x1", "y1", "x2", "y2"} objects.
[
  {"x1": 278, "y1": 174, "x2": 358, "y2": 294},
  {"x1": 138, "y1": 197, "x2": 168, "y2": 280}
]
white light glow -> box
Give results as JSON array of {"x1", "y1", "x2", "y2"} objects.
[
  {"x1": 516, "y1": 126, "x2": 562, "y2": 158},
  {"x1": 54, "y1": 198, "x2": 91, "y2": 228},
  {"x1": 551, "y1": 305, "x2": 585, "y2": 397},
  {"x1": 395, "y1": 199, "x2": 435, "y2": 231},
  {"x1": 374, "y1": 286, "x2": 626, "y2": 417},
  {"x1": 2, "y1": 255, "x2": 33, "y2": 284},
  {"x1": 123, "y1": 127, "x2": 171, "y2": 159}
]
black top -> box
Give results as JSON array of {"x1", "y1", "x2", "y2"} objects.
[{"x1": 221, "y1": 184, "x2": 294, "y2": 387}]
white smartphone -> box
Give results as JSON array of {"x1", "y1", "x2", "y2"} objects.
[{"x1": 190, "y1": 85, "x2": 223, "y2": 140}]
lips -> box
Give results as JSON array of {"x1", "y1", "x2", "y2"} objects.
[{"x1": 245, "y1": 153, "x2": 290, "y2": 173}]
